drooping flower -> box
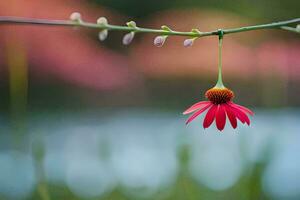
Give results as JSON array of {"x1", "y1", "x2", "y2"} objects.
[
  {"x1": 183, "y1": 86, "x2": 254, "y2": 131},
  {"x1": 183, "y1": 32, "x2": 253, "y2": 131}
]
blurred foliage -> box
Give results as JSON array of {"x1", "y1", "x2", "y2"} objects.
[
  {"x1": 92, "y1": 0, "x2": 300, "y2": 20},
  {"x1": 22, "y1": 145, "x2": 268, "y2": 200}
]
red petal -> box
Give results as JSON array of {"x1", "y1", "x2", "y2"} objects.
[
  {"x1": 183, "y1": 101, "x2": 211, "y2": 115},
  {"x1": 228, "y1": 102, "x2": 254, "y2": 115},
  {"x1": 224, "y1": 104, "x2": 237, "y2": 129},
  {"x1": 203, "y1": 105, "x2": 218, "y2": 129},
  {"x1": 229, "y1": 104, "x2": 250, "y2": 125},
  {"x1": 215, "y1": 105, "x2": 226, "y2": 131},
  {"x1": 185, "y1": 103, "x2": 212, "y2": 125}
]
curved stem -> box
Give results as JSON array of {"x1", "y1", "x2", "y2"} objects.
[{"x1": 0, "y1": 16, "x2": 299, "y2": 37}]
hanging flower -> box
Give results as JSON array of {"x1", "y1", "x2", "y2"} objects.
[
  {"x1": 183, "y1": 86, "x2": 254, "y2": 131},
  {"x1": 183, "y1": 31, "x2": 253, "y2": 131}
]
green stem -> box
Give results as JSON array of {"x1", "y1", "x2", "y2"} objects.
[
  {"x1": 0, "y1": 16, "x2": 299, "y2": 37},
  {"x1": 215, "y1": 30, "x2": 225, "y2": 88},
  {"x1": 33, "y1": 138, "x2": 51, "y2": 200}
]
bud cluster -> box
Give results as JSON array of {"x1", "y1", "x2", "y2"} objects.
[{"x1": 69, "y1": 12, "x2": 204, "y2": 47}]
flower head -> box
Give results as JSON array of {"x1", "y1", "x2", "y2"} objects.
[{"x1": 183, "y1": 87, "x2": 253, "y2": 131}]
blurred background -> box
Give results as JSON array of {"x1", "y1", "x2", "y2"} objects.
[{"x1": 0, "y1": 0, "x2": 300, "y2": 199}]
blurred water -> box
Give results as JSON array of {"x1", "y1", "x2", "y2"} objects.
[{"x1": 0, "y1": 109, "x2": 299, "y2": 199}]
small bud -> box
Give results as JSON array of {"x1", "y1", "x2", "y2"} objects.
[
  {"x1": 191, "y1": 28, "x2": 201, "y2": 34},
  {"x1": 126, "y1": 21, "x2": 137, "y2": 28},
  {"x1": 154, "y1": 35, "x2": 168, "y2": 47},
  {"x1": 122, "y1": 32, "x2": 135, "y2": 45},
  {"x1": 98, "y1": 30, "x2": 108, "y2": 41},
  {"x1": 161, "y1": 25, "x2": 172, "y2": 32},
  {"x1": 296, "y1": 24, "x2": 300, "y2": 32},
  {"x1": 70, "y1": 12, "x2": 82, "y2": 21},
  {"x1": 183, "y1": 38, "x2": 195, "y2": 47},
  {"x1": 97, "y1": 17, "x2": 108, "y2": 25}
]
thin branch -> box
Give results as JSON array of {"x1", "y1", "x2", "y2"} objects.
[
  {"x1": 0, "y1": 16, "x2": 299, "y2": 38},
  {"x1": 0, "y1": 16, "x2": 73, "y2": 26}
]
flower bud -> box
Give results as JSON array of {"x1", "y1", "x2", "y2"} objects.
[
  {"x1": 296, "y1": 24, "x2": 300, "y2": 32},
  {"x1": 126, "y1": 21, "x2": 137, "y2": 28},
  {"x1": 122, "y1": 32, "x2": 135, "y2": 45},
  {"x1": 161, "y1": 25, "x2": 172, "y2": 32},
  {"x1": 183, "y1": 38, "x2": 195, "y2": 47},
  {"x1": 154, "y1": 35, "x2": 167, "y2": 47},
  {"x1": 70, "y1": 12, "x2": 82, "y2": 21},
  {"x1": 191, "y1": 28, "x2": 201, "y2": 34},
  {"x1": 97, "y1": 17, "x2": 108, "y2": 25},
  {"x1": 98, "y1": 30, "x2": 108, "y2": 41}
]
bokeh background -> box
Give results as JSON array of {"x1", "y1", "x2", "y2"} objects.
[{"x1": 0, "y1": 0, "x2": 300, "y2": 199}]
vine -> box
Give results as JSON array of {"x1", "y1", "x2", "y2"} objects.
[{"x1": 0, "y1": 13, "x2": 299, "y2": 47}]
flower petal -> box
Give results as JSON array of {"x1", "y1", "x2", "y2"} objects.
[
  {"x1": 215, "y1": 105, "x2": 226, "y2": 131},
  {"x1": 229, "y1": 104, "x2": 250, "y2": 125},
  {"x1": 185, "y1": 103, "x2": 212, "y2": 125},
  {"x1": 183, "y1": 101, "x2": 211, "y2": 115},
  {"x1": 224, "y1": 104, "x2": 237, "y2": 129},
  {"x1": 228, "y1": 102, "x2": 254, "y2": 115},
  {"x1": 203, "y1": 105, "x2": 218, "y2": 129}
]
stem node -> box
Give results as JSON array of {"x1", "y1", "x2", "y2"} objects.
[{"x1": 217, "y1": 29, "x2": 224, "y2": 39}]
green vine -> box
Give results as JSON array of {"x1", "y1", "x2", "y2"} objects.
[{"x1": 0, "y1": 13, "x2": 299, "y2": 46}]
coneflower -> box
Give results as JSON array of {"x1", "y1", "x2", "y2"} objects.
[{"x1": 183, "y1": 32, "x2": 253, "y2": 131}]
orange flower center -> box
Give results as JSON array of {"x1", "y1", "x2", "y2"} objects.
[{"x1": 205, "y1": 87, "x2": 234, "y2": 104}]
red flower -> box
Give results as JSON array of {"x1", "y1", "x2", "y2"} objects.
[{"x1": 183, "y1": 87, "x2": 254, "y2": 131}]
